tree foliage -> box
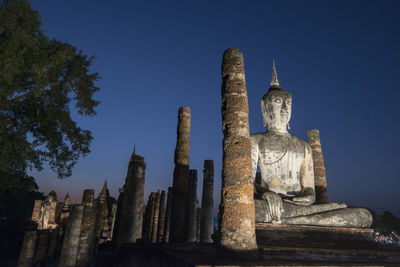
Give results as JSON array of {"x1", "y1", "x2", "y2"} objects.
[{"x1": 0, "y1": 0, "x2": 100, "y2": 186}]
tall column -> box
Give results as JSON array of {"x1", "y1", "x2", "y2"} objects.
[
  {"x1": 196, "y1": 207, "x2": 201, "y2": 242},
  {"x1": 117, "y1": 152, "x2": 146, "y2": 244},
  {"x1": 219, "y1": 48, "x2": 258, "y2": 259},
  {"x1": 157, "y1": 190, "x2": 166, "y2": 243},
  {"x1": 200, "y1": 160, "x2": 214, "y2": 243},
  {"x1": 163, "y1": 187, "x2": 172, "y2": 243},
  {"x1": 112, "y1": 188, "x2": 124, "y2": 246},
  {"x1": 147, "y1": 193, "x2": 156, "y2": 242},
  {"x1": 17, "y1": 231, "x2": 37, "y2": 267},
  {"x1": 34, "y1": 230, "x2": 50, "y2": 266},
  {"x1": 76, "y1": 189, "x2": 97, "y2": 267},
  {"x1": 59, "y1": 205, "x2": 84, "y2": 267},
  {"x1": 46, "y1": 229, "x2": 59, "y2": 262},
  {"x1": 187, "y1": 169, "x2": 198, "y2": 242},
  {"x1": 151, "y1": 190, "x2": 161, "y2": 243},
  {"x1": 307, "y1": 129, "x2": 328, "y2": 204},
  {"x1": 170, "y1": 107, "x2": 191, "y2": 243}
]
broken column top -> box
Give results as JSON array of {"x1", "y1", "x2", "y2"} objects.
[
  {"x1": 174, "y1": 106, "x2": 191, "y2": 166},
  {"x1": 82, "y1": 189, "x2": 94, "y2": 207}
]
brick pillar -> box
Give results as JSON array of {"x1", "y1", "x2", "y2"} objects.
[
  {"x1": 157, "y1": 190, "x2": 166, "y2": 243},
  {"x1": 187, "y1": 170, "x2": 198, "y2": 242},
  {"x1": 146, "y1": 192, "x2": 157, "y2": 242},
  {"x1": 46, "y1": 229, "x2": 59, "y2": 262},
  {"x1": 200, "y1": 160, "x2": 214, "y2": 243},
  {"x1": 76, "y1": 189, "x2": 97, "y2": 267},
  {"x1": 59, "y1": 205, "x2": 84, "y2": 267},
  {"x1": 196, "y1": 207, "x2": 201, "y2": 242},
  {"x1": 307, "y1": 129, "x2": 328, "y2": 204},
  {"x1": 163, "y1": 187, "x2": 172, "y2": 243},
  {"x1": 170, "y1": 107, "x2": 191, "y2": 243},
  {"x1": 218, "y1": 48, "x2": 258, "y2": 259},
  {"x1": 112, "y1": 188, "x2": 124, "y2": 246},
  {"x1": 34, "y1": 230, "x2": 50, "y2": 266},
  {"x1": 118, "y1": 153, "x2": 146, "y2": 244},
  {"x1": 151, "y1": 190, "x2": 161, "y2": 243},
  {"x1": 17, "y1": 231, "x2": 37, "y2": 267}
]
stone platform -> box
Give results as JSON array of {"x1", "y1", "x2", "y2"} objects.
[
  {"x1": 94, "y1": 242, "x2": 400, "y2": 267},
  {"x1": 255, "y1": 222, "x2": 376, "y2": 249}
]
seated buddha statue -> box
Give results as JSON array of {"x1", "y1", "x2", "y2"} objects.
[{"x1": 251, "y1": 63, "x2": 372, "y2": 228}]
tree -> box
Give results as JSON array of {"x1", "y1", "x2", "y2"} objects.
[{"x1": 0, "y1": 0, "x2": 100, "y2": 187}]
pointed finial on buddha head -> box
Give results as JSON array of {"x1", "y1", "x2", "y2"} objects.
[{"x1": 270, "y1": 60, "x2": 280, "y2": 87}]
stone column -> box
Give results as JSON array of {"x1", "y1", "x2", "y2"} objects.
[
  {"x1": 200, "y1": 160, "x2": 214, "y2": 243},
  {"x1": 163, "y1": 187, "x2": 172, "y2": 243},
  {"x1": 218, "y1": 48, "x2": 258, "y2": 259},
  {"x1": 112, "y1": 188, "x2": 124, "y2": 246},
  {"x1": 59, "y1": 205, "x2": 84, "y2": 267},
  {"x1": 46, "y1": 229, "x2": 59, "y2": 262},
  {"x1": 196, "y1": 207, "x2": 201, "y2": 242},
  {"x1": 157, "y1": 190, "x2": 166, "y2": 243},
  {"x1": 146, "y1": 192, "x2": 156, "y2": 242},
  {"x1": 151, "y1": 190, "x2": 161, "y2": 243},
  {"x1": 170, "y1": 107, "x2": 191, "y2": 243},
  {"x1": 117, "y1": 152, "x2": 146, "y2": 244},
  {"x1": 307, "y1": 129, "x2": 328, "y2": 204},
  {"x1": 34, "y1": 230, "x2": 50, "y2": 266},
  {"x1": 187, "y1": 170, "x2": 198, "y2": 242},
  {"x1": 17, "y1": 231, "x2": 37, "y2": 267},
  {"x1": 109, "y1": 203, "x2": 118, "y2": 242},
  {"x1": 76, "y1": 189, "x2": 97, "y2": 267}
]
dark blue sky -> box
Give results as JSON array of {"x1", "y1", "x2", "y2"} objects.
[{"x1": 30, "y1": 0, "x2": 400, "y2": 215}]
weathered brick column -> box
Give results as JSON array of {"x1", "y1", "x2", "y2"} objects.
[
  {"x1": 17, "y1": 231, "x2": 37, "y2": 267},
  {"x1": 76, "y1": 189, "x2": 97, "y2": 267},
  {"x1": 59, "y1": 205, "x2": 84, "y2": 267},
  {"x1": 170, "y1": 107, "x2": 191, "y2": 243},
  {"x1": 163, "y1": 187, "x2": 172, "y2": 243},
  {"x1": 46, "y1": 229, "x2": 59, "y2": 262},
  {"x1": 196, "y1": 207, "x2": 201, "y2": 242},
  {"x1": 118, "y1": 152, "x2": 146, "y2": 244},
  {"x1": 157, "y1": 190, "x2": 166, "y2": 243},
  {"x1": 218, "y1": 48, "x2": 258, "y2": 259},
  {"x1": 151, "y1": 190, "x2": 161, "y2": 243},
  {"x1": 200, "y1": 160, "x2": 214, "y2": 243},
  {"x1": 34, "y1": 230, "x2": 50, "y2": 266},
  {"x1": 187, "y1": 169, "x2": 198, "y2": 242},
  {"x1": 145, "y1": 192, "x2": 156, "y2": 242},
  {"x1": 307, "y1": 129, "x2": 328, "y2": 204},
  {"x1": 111, "y1": 188, "x2": 124, "y2": 245}
]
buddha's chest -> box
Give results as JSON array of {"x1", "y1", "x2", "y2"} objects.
[
  {"x1": 258, "y1": 135, "x2": 304, "y2": 165},
  {"x1": 257, "y1": 135, "x2": 305, "y2": 194}
]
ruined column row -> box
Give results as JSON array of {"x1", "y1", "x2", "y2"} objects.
[
  {"x1": 18, "y1": 106, "x2": 216, "y2": 266},
  {"x1": 18, "y1": 182, "x2": 116, "y2": 267}
]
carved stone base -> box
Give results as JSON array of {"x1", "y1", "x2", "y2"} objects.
[{"x1": 256, "y1": 222, "x2": 375, "y2": 249}]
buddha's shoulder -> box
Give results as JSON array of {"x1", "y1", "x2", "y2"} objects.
[
  {"x1": 289, "y1": 135, "x2": 312, "y2": 152},
  {"x1": 250, "y1": 132, "x2": 265, "y2": 142}
]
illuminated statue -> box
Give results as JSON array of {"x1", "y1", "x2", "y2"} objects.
[{"x1": 251, "y1": 62, "x2": 372, "y2": 227}]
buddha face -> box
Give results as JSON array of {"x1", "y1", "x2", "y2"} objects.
[{"x1": 261, "y1": 91, "x2": 292, "y2": 133}]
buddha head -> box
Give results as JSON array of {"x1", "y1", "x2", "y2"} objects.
[{"x1": 261, "y1": 62, "x2": 292, "y2": 133}]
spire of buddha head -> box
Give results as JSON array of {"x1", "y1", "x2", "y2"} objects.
[{"x1": 270, "y1": 60, "x2": 280, "y2": 88}]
